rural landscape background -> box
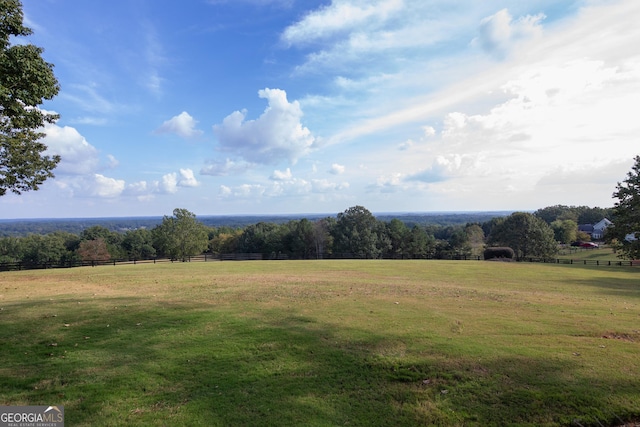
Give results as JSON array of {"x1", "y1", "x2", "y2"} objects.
[
  {"x1": 2, "y1": 0, "x2": 640, "y2": 425},
  {"x1": 2, "y1": 202, "x2": 639, "y2": 425}
]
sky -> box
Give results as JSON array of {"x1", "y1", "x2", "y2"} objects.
[{"x1": 2, "y1": 0, "x2": 639, "y2": 218}]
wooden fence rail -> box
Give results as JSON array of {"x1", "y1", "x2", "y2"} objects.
[{"x1": 0, "y1": 254, "x2": 636, "y2": 272}]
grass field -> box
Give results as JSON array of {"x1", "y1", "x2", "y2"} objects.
[
  {"x1": 557, "y1": 245, "x2": 621, "y2": 261},
  {"x1": 1, "y1": 260, "x2": 639, "y2": 426}
]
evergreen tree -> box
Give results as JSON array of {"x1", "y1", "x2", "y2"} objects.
[{"x1": 606, "y1": 156, "x2": 640, "y2": 259}]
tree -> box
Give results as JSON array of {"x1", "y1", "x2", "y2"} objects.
[
  {"x1": 152, "y1": 208, "x2": 209, "y2": 261},
  {"x1": 534, "y1": 205, "x2": 614, "y2": 225},
  {"x1": 80, "y1": 225, "x2": 125, "y2": 259},
  {"x1": 312, "y1": 218, "x2": 333, "y2": 259},
  {"x1": 122, "y1": 229, "x2": 156, "y2": 260},
  {"x1": 487, "y1": 212, "x2": 558, "y2": 260},
  {"x1": 236, "y1": 222, "x2": 284, "y2": 257},
  {"x1": 209, "y1": 228, "x2": 242, "y2": 255},
  {"x1": 18, "y1": 233, "x2": 68, "y2": 264},
  {"x1": 77, "y1": 238, "x2": 111, "y2": 263},
  {"x1": 550, "y1": 219, "x2": 577, "y2": 244},
  {"x1": 465, "y1": 223, "x2": 485, "y2": 258},
  {"x1": 281, "y1": 219, "x2": 316, "y2": 259},
  {"x1": 385, "y1": 219, "x2": 409, "y2": 259},
  {"x1": 605, "y1": 156, "x2": 640, "y2": 259},
  {"x1": 1, "y1": 0, "x2": 61, "y2": 195},
  {"x1": 405, "y1": 225, "x2": 436, "y2": 259},
  {"x1": 332, "y1": 206, "x2": 382, "y2": 258}
]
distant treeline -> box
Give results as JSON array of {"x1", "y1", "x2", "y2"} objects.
[
  {"x1": 0, "y1": 205, "x2": 613, "y2": 268},
  {"x1": 0, "y1": 211, "x2": 512, "y2": 237}
]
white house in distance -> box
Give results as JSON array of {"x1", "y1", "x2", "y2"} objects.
[
  {"x1": 583, "y1": 217, "x2": 637, "y2": 242},
  {"x1": 591, "y1": 218, "x2": 612, "y2": 240}
]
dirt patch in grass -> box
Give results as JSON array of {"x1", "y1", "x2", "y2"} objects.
[{"x1": 601, "y1": 331, "x2": 640, "y2": 342}]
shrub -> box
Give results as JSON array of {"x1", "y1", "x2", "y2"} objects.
[{"x1": 484, "y1": 247, "x2": 515, "y2": 260}]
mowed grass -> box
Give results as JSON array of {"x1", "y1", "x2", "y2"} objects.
[
  {"x1": 1, "y1": 261, "x2": 639, "y2": 426},
  {"x1": 557, "y1": 246, "x2": 625, "y2": 263}
]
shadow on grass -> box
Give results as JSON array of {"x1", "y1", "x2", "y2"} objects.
[
  {"x1": 572, "y1": 273, "x2": 640, "y2": 299},
  {"x1": 1, "y1": 297, "x2": 638, "y2": 426}
]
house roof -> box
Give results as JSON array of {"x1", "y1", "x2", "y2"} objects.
[{"x1": 593, "y1": 218, "x2": 613, "y2": 230}]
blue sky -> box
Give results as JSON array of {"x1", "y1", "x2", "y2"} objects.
[{"x1": 2, "y1": 0, "x2": 639, "y2": 218}]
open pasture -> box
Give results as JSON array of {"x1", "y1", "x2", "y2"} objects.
[{"x1": 0, "y1": 260, "x2": 639, "y2": 426}]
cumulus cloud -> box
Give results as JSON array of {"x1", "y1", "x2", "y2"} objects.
[
  {"x1": 407, "y1": 157, "x2": 454, "y2": 183},
  {"x1": 160, "y1": 173, "x2": 178, "y2": 194},
  {"x1": 270, "y1": 168, "x2": 293, "y2": 180},
  {"x1": 213, "y1": 88, "x2": 316, "y2": 164},
  {"x1": 423, "y1": 126, "x2": 436, "y2": 137},
  {"x1": 155, "y1": 111, "x2": 203, "y2": 138},
  {"x1": 474, "y1": 9, "x2": 545, "y2": 58},
  {"x1": 43, "y1": 124, "x2": 100, "y2": 175},
  {"x1": 201, "y1": 158, "x2": 253, "y2": 176},
  {"x1": 178, "y1": 168, "x2": 199, "y2": 187},
  {"x1": 93, "y1": 174, "x2": 126, "y2": 198},
  {"x1": 311, "y1": 179, "x2": 349, "y2": 193},
  {"x1": 122, "y1": 168, "x2": 199, "y2": 200},
  {"x1": 54, "y1": 174, "x2": 125, "y2": 198},
  {"x1": 219, "y1": 184, "x2": 266, "y2": 199},
  {"x1": 39, "y1": 122, "x2": 134, "y2": 199},
  {"x1": 329, "y1": 163, "x2": 345, "y2": 174},
  {"x1": 369, "y1": 173, "x2": 405, "y2": 193}
]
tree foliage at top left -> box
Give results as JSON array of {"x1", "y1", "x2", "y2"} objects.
[{"x1": 0, "y1": 0, "x2": 60, "y2": 196}]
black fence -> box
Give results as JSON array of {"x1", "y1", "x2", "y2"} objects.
[{"x1": 1, "y1": 253, "x2": 637, "y2": 272}]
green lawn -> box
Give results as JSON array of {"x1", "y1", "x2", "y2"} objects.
[
  {"x1": 556, "y1": 245, "x2": 623, "y2": 262},
  {"x1": 1, "y1": 261, "x2": 639, "y2": 426}
]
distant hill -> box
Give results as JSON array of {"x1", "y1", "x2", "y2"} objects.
[{"x1": 0, "y1": 211, "x2": 513, "y2": 236}]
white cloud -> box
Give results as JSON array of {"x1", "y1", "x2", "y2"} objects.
[
  {"x1": 474, "y1": 9, "x2": 545, "y2": 58},
  {"x1": 178, "y1": 168, "x2": 199, "y2": 187},
  {"x1": 201, "y1": 158, "x2": 253, "y2": 176},
  {"x1": 213, "y1": 88, "x2": 316, "y2": 164},
  {"x1": 107, "y1": 154, "x2": 119, "y2": 169},
  {"x1": 160, "y1": 173, "x2": 178, "y2": 194},
  {"x1": 121, "y1": 168, "x2": 198, "y2": 200},
  {"x1": 155, "y1": 111, "x2": 203, "y2": 139},
  {"x1": 329, "y1": 163, "x2": 345, "y2": 174},
  {"x1": 54, "y1": 174, "x2": 125, "y2": 199},
  {"x1": 126, "y1": 180, "x2": 150, "y2": 195},
  {"x1": 281, "y1": 0, "x2": 403, "y2": 45},
  {"x1": 93, "y1": 174, "x2": 126, "y2": 198},
  {"x1": 398, "y1": 140, "x2": 413, "y2": 151},
  {"x1": 270, "y1": 168, "x2": 293, "y2": 180},
  {"x1": 422, "y1": 126, "x2": 436, "y2": 137},
  {"x1": 311, "y1": 179, "x2": 349, "y2": 193},
  {"x1": 218, "y1": 184, "x2": 266, "y2": 199},
  {"x1": 43, "y1": 123, "x2": 100, "y2": 175}
]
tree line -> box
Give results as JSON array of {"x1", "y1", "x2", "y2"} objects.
[{"x1": 0, "y1": 204, "x2": 619, "y2": 267}]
